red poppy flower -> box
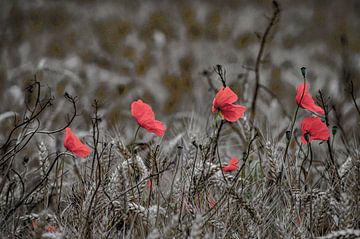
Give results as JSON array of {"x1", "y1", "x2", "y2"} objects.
[
  {"x1": 131, "y1": 99, "x2": 166, "y2": 137},
  {"x1": 301, "y1": 116, "x2": 330, "y2": 144},
  {"x1": 296, "y1": 83, "x2": 325, "y2": 115},
  {"x1": 46, "y1": 225, "x2": 58, "y2": 233},
  {"x1": 223, "y1": 157, "x2": 239, "y2": 173},
  {"x1": 64, "y1": 127, "x2": 92, "y2": 158},
  {"x1": 212, "y1": 87, "x2": 246, "y2": 122}
]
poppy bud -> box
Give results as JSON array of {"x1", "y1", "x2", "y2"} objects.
[
  {"x1": 304, "y1": 132, "x2": 310, "y2": 142},
  {"x1": 202, "y1": 70, "x2": 209, "y2": 76},
  {"x1": 301, "y1": 67, "x2": 306, "y2": 78},
  {"x1": 243, "y1": 152, "x2": 247, "y2": 159},
  {"x1": 286, "y1": 130, "x2": 291, "y2": 141},
  {"x1": 23, "y1": 156, "x2": 29, "y2": 164},
  {"x1": 332, "y1": 126, "x2": 337, "y2": 136},
  {"x1": 272, "y1": 0, "x2": 279, "y2": 9},
  {"x1": 177, "y1": 145, "x2": 183, "y2": 156}
]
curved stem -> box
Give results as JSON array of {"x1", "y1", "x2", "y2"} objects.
[
  {"x1": 133, "y1": 126, "x2": 141, "y2": 145},
  {"x1": 1, "y1": 152, "x2": 72, "y2": 224},
  {"x1": 250, "y1": 1, "x2": 280, "y2": 122}
]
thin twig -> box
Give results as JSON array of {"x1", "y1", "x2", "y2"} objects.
[
  {"x1": 318, "y1": 90, "x2": 340, "y2": 183},
  {"x1": 1, "y1": 152, "x2": 72, "y2": 225},
  {"x1": 250, "y1": 1, "x2": 280, "y2": 122},
  {"x1": 348, "y1": 80, "x2": 360, "y2": 117}
]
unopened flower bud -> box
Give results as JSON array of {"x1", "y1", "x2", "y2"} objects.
[
  {"x1": 286, "y1": 130, "x2": 291, "y2": 141},
  {"x1": 304, "y1": 132, "x2": 310, "y2": 142},
  {"x1": 332, "y1": 125, "x2": 337, "y2": 136},
  {"x1": 301, "y1": 67, "x2": 306, "y2": 78}
]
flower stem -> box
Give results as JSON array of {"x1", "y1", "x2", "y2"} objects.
[
  {"x1": 132, "y1": 125, "x2": 141, "y2": 153},
  {"x1": 134, "y1": 125, "x2": 141, "y2": 142},
  {"x1": 278, "y1": 67, "x2": 307, "y2": 183},
  {"x1": 318, "y1": 90, "x2": 340, "y2": 183},
  {"x1": 250, "y1": 1, "x2": 280, "y2": 122},
  {"x1": 211, "y1": 119, "x2": 224, "y2": 162}
]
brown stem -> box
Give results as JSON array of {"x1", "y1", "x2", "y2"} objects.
[
  {"x1": 250, "y1": 1, "x2": 280, "y2": 122},
  {"x1": 211, "y1": 119, "x2": 224, "y2": 162},
  {"x1": 1, "y1": 152, "x2": 71, "y2": 224},
  {"x1": 318, "y1": 90, "x2": 340, "y2": 183},
  {"x1": 349, "y1": 80, "x2": 360, "y2": 117}
]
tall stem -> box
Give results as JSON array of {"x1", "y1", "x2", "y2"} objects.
[
  {"x1": 250, "y1": 1, "x2": 280, "y2": 121},
  {"x1": 211, "y1": 119, "x2": 224, "y2": 162},
  {"x1": 318, "y1": 90, "x2": 340, "y2": 183},
  {"x1": 278, "y1": 67, "x2": 307, "y2": 183},
  {"x1": 133, "y1": 126, "x2": 141, "y2": 144},
  {"x1": 131, "y1": 125, "x2": 141, "y2": 154}
]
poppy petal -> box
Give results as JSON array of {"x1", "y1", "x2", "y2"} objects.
[
  {"x1": 301, "y1": 116, "x2": 330, "y2": 144},
  {"x1": 223, "y1": 164, "x2": 237, "y2": 172},
  {"x1": 229, "y1": 157, "x2": 239, "y2": 166},
  {"x1": 223, "y1": 157, "x2": 239, "y2": 172},
  {"x1": 220, "y1": 103, "x2": 246, "y2": 122},
  {"x1": 46, "y1": 225, "x2": 58, "y2": 233},
  {"x1": 131, "y1": 99, "x2": 156, "y2": 125},
  {"x1": 131, "y1": 99, "x2": 166, "y2": 136},
  {"x1": 64, "y1": 128, "x2": 92, "y2": 158},
  {"x1": 145, "y1": 120, "x2": 166, "y2": 137},
  {"x1": 212, "y1": 87, "x2": 238, "y2": 113},
  {"x1": 296, "y1": 83, "x2": 325, "y2": 115}
]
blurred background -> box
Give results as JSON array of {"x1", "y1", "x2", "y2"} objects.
[{"x1": 0, "y1": 0, "x2": 359, "y2": 140}]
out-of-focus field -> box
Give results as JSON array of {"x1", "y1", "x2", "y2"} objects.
[{"x1": 1, "y1": 0, "x2": 359, "y2": 129}]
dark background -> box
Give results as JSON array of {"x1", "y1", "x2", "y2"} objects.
[{"x1": 0, "y1": 0, "x2": 359, "y2": 138}]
